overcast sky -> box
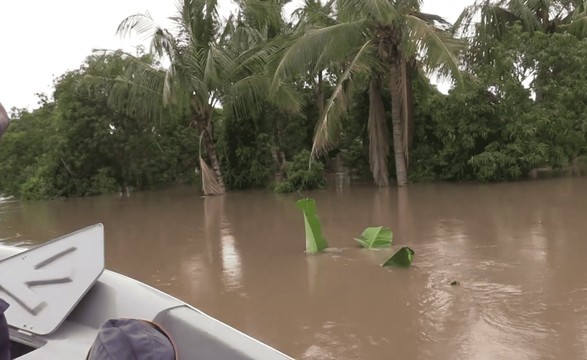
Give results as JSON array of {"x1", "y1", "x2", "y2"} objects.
[{"x1": 0, "y1": 0, "x2": 474, "y2": 111}]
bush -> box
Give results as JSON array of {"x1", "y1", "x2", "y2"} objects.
[
  {"x1": 273, "y1": 181, "x2": 295, "y2": 194},
  {"x1": 273, "y1": 150, "x2": 325, "y2": 193},
  {"x1": 89, "y1": 168, "x2": 120, "y2": 195}
]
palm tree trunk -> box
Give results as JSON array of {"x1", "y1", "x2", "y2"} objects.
[
  {"x1": 201, "y1": 127, "x2": 225, "y2": 192},
  {"x1": 403, "y1": 61, "x2": 415, "y2": 155},
  {"x1": 389, "y1": 62, "x2": 409, "y2": 187},
  {"x1": 316, "y1": 71, "x2": 325, "y2": 117},
  {"x1": 271, "y1": 144, "x2": 286, "y2": 182},
  {"x1": 368, "y1": 78, "x2": 390, "y2": 187},
  {"x1": 194, "y1": 114, "x2": 225, "y2": 195},
  {"x1": 538, "y1": 9, "x2": 549, "y2": 32}
]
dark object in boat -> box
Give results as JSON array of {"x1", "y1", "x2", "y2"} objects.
[
  {"x1": 0, "y1": 299, "x2": 9, "y2": 360},
  {"x1": 87, "y1": 318, "x2": 176, "y2": 360}
]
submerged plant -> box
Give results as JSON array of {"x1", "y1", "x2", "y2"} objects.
[
  {"x1": 296, "y1": 199, "x2": 414, "y2": 267},
  {"x1": 354, "y1": 226, "x2": 393, "y2": 248},
  {"x1": 296, "y1": 198, "x2": 328, "y2": 254},
  {"x1": 382, "y1": 247, "x2": 415, "y2": 268}
]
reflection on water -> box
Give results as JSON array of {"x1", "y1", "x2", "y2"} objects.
[
  {"x1": 2, "y1": 178, "x2": 587, "y2": 359},
  {"x1": 220, "y1": 220, "x2": 242, "y2": 291}
]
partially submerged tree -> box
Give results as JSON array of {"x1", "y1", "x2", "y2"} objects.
[
  {"x1": 114, "y1": 0, "x2": 303, "y2": 195},
  {"x1": 274, "y1": 0, "x2": 463, "y2": 186},
  {"x1": 115, "y1": 1, "x2": 234, "y2": 195}
]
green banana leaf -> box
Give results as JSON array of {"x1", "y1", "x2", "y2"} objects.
[
  {"x1": 382, "y1": 247, "x2": 415, "y2": 267},
  {"x1": 354, "y1": 226, "x2": 393, "y2": 248},
  {"x1": 296, "y1": 198, "x2": 328, "y2": 253}
]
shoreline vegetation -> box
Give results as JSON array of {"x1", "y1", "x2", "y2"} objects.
[{"x1": 2, "y1": 0, "x2": 587, "y2": 200}]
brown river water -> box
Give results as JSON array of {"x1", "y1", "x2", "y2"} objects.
[{"x1": 1, "y1": 177, "x2": 587, "y2": 359}]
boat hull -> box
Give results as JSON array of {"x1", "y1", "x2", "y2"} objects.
[{"x1": 0, "y1": 244, "x2": 292, "y2": 359}]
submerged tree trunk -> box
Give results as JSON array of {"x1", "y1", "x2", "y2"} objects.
[
  {"x1": 194, "y1": 111, "x2": 225, "y2": 195},
  {"x1": 368, "y1": 78, "x2": 390, "y2": 187},
  {"x1": 201, "y1": 127, "x2": 225, "y2": 192},
  {"x1": 271, "y1": 126, "x2": 286, "y2": 182},
  {"x1": 389, "y1": 62, "x2": 409, "y2": 187}
]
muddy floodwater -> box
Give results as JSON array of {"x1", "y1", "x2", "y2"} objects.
[{"x1": 2, "y1": 177, "x2": 587, "y2": 359}]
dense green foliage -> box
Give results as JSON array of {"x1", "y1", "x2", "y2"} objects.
[
  {"x1": 2, "y1": 0, "x2": 587, "y2": 199},
  {"x1": 412, "y1": 28, "x2": 587, "y2": 182},
  {"x1": 219, "y1": 109, "x2": 276, "y2": 190},
  {"x1": 0, "y1": 55, "x2": 198, "y2": 199}
]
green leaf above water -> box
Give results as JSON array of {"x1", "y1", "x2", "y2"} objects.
[
  {"x1": 382, "y1": 247, "x2": 415, "y2": 267},
  {"x1": 354, "y1": 226, "x2": 393, "y2": 248},
  {"x1": 296, "y1": 198, "x2": 328, "y2": 254}
]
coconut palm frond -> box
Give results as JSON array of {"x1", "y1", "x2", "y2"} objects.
[
  {"x1": 405, "y1": 15, "x2": 465, "y2": 88},
  {"x1": 560, "y1": 11, "x2": 587, "y2": 37},
  {"x1": 239, "y1": 0, "x2": 284, "y2": 36},
  {"x1": 203, "y1": 48, "x2": 219, "y2": 88},
  {"x1": 227, "y1": 74, "x2": 269, "y2": 118},
  {"x1": 85, "y1": 50, "x2": 175, "y2": 121},
  {"x1": 150, "y1": 27, "x2": 178, "y2": 60},
  {"x1": 508, "y1": 0, "x2": 543, "y2": 30},
  {"x1": 117, "y1": 12, "x2": 159, "y2": 40},
  {"x1": 417, "y1": 12, "x2": 451, "y2": 26},
  {"x1": 312, "y1": 40, "x2": 373, "y2": 157},
  {"x1": 180, "y1": 0, "x2": 219, "y2": 49},
  {"x1": 337, "y1": 0, "x2": 400, "y2": 23},
  {"x1": 292, "y1": 0, "x2": 337, "y2": 30},
  {"x1": 271, "y1": 20, "x2": 367, "y2": 91},
  {"x1": 270, "y1": 82, "x2": 304, "y2": 114}
]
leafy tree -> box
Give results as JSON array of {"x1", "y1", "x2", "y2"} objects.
[
  {"x1": 411, "y1": 27, "x2": 587, "y2": 181},
  {"x1": 457, "y1": 0, "x2": 587, "y2": 41},
  {"x1": 0, "y1": 101, "x2": 58, "y2": 199},
  {"x1": 456, "y1": 0, "x2": 587, "y2": 101},
  {"x1": 0, "y1": 53, "x2": 199, "y2": 199}
]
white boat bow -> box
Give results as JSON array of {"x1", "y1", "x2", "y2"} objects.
[{"x1": 0, "y1": 224, "x2": 293, "y2": 359}]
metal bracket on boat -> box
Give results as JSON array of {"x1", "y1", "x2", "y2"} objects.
[{"x1": 0, "y1": 224, "x2": 105, "y2": 335}]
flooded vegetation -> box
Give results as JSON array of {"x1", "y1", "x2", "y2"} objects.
[
  {"x1": 2, "y1": 177, "x2": 587, "y2": 359},
  {"x1": 3, "y1": 0, "x2": 587, "y2": 358}
]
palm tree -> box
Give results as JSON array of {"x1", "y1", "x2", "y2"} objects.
[
  {"x1": 114, "y1": 1, "x2": 231, "y2": 194},
  {"x1": 113, "y1": 1, "x2": 248, "y2": 195},
  {"x1": 113, "y1": 0, "x2": 300, "y2": 195},
  {"x1": 0, "y1": 102, "x2": 9, "y2": 138},
  {"x1": 291, "y1": 0, "x2": 337, "y2": 117},
  {"x1": 273, "y1": 0, "x2": 463, "y2": 186}
]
